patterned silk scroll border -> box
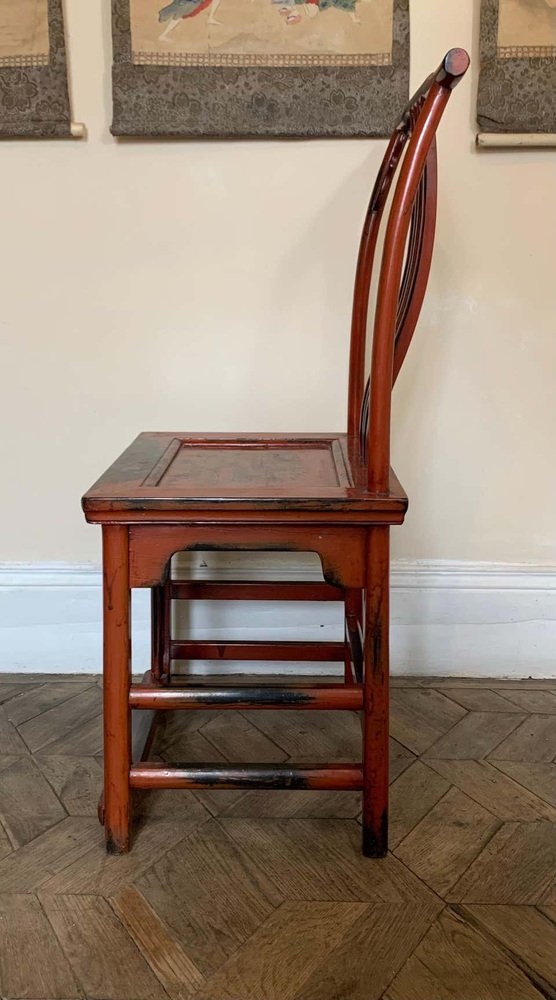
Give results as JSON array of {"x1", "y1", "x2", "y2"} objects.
[
  {"x1": 111, "y1": 0, "x2": 409, "y2": 137},
  {"x1": 133, "y1": 51, "x2": 393, "y2": 68},
  {"x1": 478, "y1": 0, "x2": 556, "y2": 133},
  {"x1": 498, "y1": 44, "x2": 556, "y2": 57},
  {"x1": 0, "y1": 0, "x2": 71, "y2": 137},
  {"x1": 0, "y1": 55, "x2": 49, "y2": 68}
]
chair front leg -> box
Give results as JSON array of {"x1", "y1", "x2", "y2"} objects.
[
  {"x1": 362, "y1": 526, "x2": 390, "y2": 858},
  {"x1": 102, "y1": 524, "x2": 132, "y2": 854}
]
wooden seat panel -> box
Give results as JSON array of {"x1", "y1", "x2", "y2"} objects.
[
  {"x1": 157, "y1": 439, "x2": 346, "y2": 490},
  {"x1": 82, "y1": 432, "x2": 408, "y2": 517}
]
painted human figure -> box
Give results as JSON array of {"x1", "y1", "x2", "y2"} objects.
[
  {"x1": 159, "y1": 0, "x2": 223, "y2": 40},
  {"x1": 277, "y1": 0, "x2": 361, "y2": 25}
]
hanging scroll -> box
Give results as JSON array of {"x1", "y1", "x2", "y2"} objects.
[
  {"x1": 111, "y1": 0, "x2": 409, "y2": 137},
  {"x1": 0, "y1": 0, "x2": 72, "y2": 137},
  {"x1": 478, "y1": 0, "x2": 556, "y2": 133}
]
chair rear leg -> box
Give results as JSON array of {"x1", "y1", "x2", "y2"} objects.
[
  {"x1": 151, "y1": 583, "x2": 172, "y2": 685},
  {"x1": 345, "y1": 588, "x2": 363, "y2": 685},
  {"x1": 362, "y1": 526, "x2": 389, "y2": 858},
  {"x1": 151, "y1": 586, "x2": 163, "y2": 683}
]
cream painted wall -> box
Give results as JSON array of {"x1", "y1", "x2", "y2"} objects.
[{"x1": 0, "y1": 0, "x2": 555, "y2": 565}]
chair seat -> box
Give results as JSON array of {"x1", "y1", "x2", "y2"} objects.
[{"x1": 82, "y1": 432, "x2": 407, "y2": 520}]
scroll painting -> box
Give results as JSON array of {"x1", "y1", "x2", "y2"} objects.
[
  {"x1": 478, "y1": 0, "x2": 556, "y2": 132},
  {"x1": 0, "y1": 0, "x2": 71, "y2": 137},
  {"x1": 111, "y1": 0, "x2": 409, "y2": 136}
]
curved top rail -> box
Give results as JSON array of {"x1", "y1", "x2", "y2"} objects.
[{"x1": 400, "y1": 49, "x2": 470, "y2": 119}]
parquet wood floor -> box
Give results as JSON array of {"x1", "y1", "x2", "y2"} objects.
[{"x1": 0, "y1": 673, "x2": 555, "y2": 1000}]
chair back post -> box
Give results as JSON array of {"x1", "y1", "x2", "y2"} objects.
[
  {"x1": 346, "y1": 49, "x2": 470, "y2": 492},
  {"x1": 367, "y1": 49, "x2": 469, "y2": 493},
  {"x1": 347, "y1": 129, "x2": 406, "y2": 443}
]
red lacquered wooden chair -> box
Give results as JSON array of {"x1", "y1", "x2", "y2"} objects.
[{"x1": 82, "y1": 49, "x2": 469, "y2": 857}]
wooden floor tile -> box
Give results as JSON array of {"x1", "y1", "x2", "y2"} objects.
[
  {"x1": 18, "y1": 687, "x2": 102, "y2": 754},
  {"x1": 0, "y1": 893, "x2": 81, "y2": 1000},
  {"x1": 423, "y1": 711, "x2": 525, "y2": 760},
  {"x1": 389, "y1": 737, "x2": 417, "y2": 781},
  {"x1": 40, "y1": 711, "x2": 103, "y2": 756},
  {"x1": 190, "y1": 787, "x2": 248, "y2": 817},
  {"x1": 437, "y1": 687, "x2": 523, "y2": 712},
  {"x1": 239, "y1": 710, "x2": 362, "y2": 761},
  {"x1": 200, "y1": 711, "x2": 288, "y2": 762},
  {"x1": 393, "y1": 677, "x2": 556, "y2": 689},
  {"x1": 136, "y1": 785, "x2": 219, "y2": 821},
  {"x1": 457, "y1": 904, "x2": 556, "y2": 993},
  {"x1": 0, "y1": 816, "x2": 100, "y2": 893},
  {"x1": 111, "y1": 885, "x2": 206, "y2": 1000},
  {"x1": 448, "y1": 821, "x2": 556, "y2": 904},
  {"x1": 42, "y1": 893, "x2": 167, "y2": 1000},
  {"x1": 393, "y1": 786, "x2": 501, "y2": 897},
  {"x1": 501, "y1": 690, "x2": 556, "y2": 714},
  {"x1": 137, "y1": 819, "x2": 283, "y2": 977},
  {"x1": 5, "y1": 682, "x2": 94, "y2": 727},
  {"x1": 217, "y1": 788, "x2": 362, "y2": 819},
  {"x1": 157, "y1": 726, "x2": 230, "y2": 766},
  {"x1": 223, "y1": 818, "x2": 439, "y2": 904},
  {"x1": 195, "y1": 901, "x2": 366, "y2": 1000},
  {"x1": 295, "y1": 900, "x2": 443, "y2": 1000},
  {"x1": 154, "y1": 711, "x2": 227, "y2": 757},
  {"x1": 0, "y1": 673, "x2": 97, "y2": 684},
  {"x1": 0, "y1": 755, "x2": 66, "y2": 847},
  {"x1": 0, "y1": 683, "x2": 29, "y2": 705},
  {"x1": 489, "y1": 714, "x2": 556, "y2": 762},
  {"x1": 0, "y1": 705, "x2": 28, "y2": 754},
  {"x1": 426, "y1": 758, "x2": 556, "y2": 821},
  {"x1": 385, "y1": 907, "x2": 547, "y2": 1000},
  {"x1": 389, "y1": 761, "x2": 451, "y2": 849},
  {"x1": 36, "y1": 755, "x2": 103, "y2": 816},
  {"x1": 490, "y1": 760, "x2": 556, "y2": 805},
  {"x1": 0, "y1": 819, "x2": 12, "y2": 861},
  {"x1": 41, "y1": 810, "x2": 207, "y2": 896},
  {"x1": 390, "y1": 689, "x2": 466, "y2": 754},
  {"x1": 0, "y1": 754, "x2": 26, "y2": 777},
  {"x1": 539, "y1": 884, "x2": 556, "y2": 907}
]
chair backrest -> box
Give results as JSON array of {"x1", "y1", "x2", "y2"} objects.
[{"x1": 347, "y1": 49, "x2": 470, "y2": 493}]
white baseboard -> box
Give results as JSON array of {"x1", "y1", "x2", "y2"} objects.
[{"x1": 1, "y1": 556, "x2": 555, "y2": 678}]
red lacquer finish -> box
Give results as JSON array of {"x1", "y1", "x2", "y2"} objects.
[
  {"x1": 128, "y1": 683, "x2": 364, "y2": 711},
  {"x1": 101, "y1": 525, "x2": 131, "y2": 854},
  {"x1": 84, "y1": 51, "x2": 469, "y2": 856},
  {"x1": 129, "y1": 763, "x2": 364, "y2": 791}
]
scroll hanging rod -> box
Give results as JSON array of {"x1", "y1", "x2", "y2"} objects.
[{"x1": 477, "y1": 132, "x2": 556, "y2": 148}]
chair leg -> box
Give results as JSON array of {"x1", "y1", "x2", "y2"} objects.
[
  {"x1": 362, "y1": 526, "x2": 390, "y2": 858},
  {"x1": 151, "y1": 586, "x2": 163, "y2": 683},
  {"x1": 162, "y1": 581, "x2": 172, "y2": 684},
  {"x1": 345, "y1": 588, "x2": 363, "y2": 684},
  {"x1": 102, "y1": 525, "x2": 132, "y2": 854},
  {"x1": 151, "y1": 584, "x2": 171, "y2": 684}
]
